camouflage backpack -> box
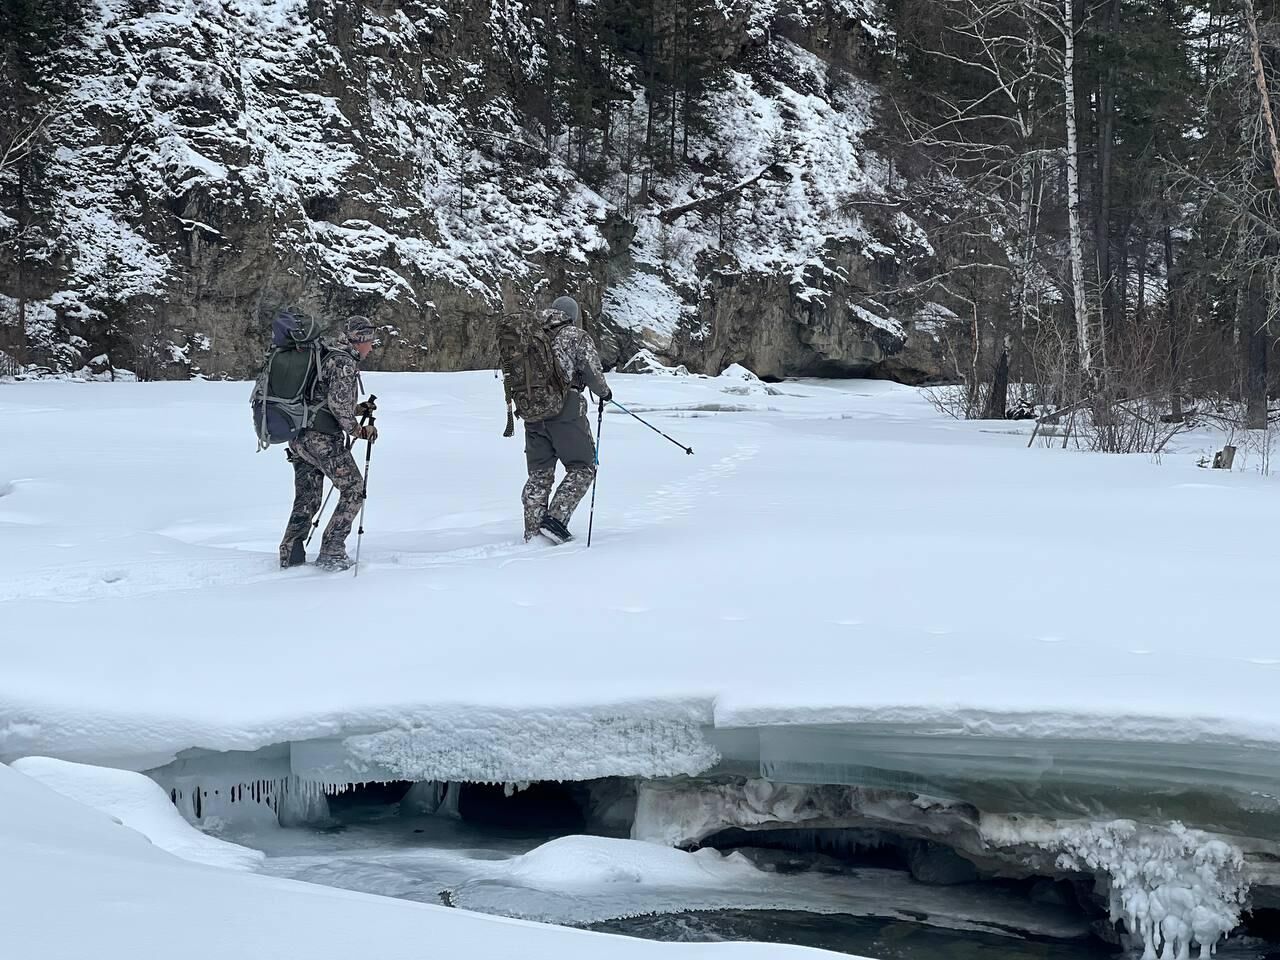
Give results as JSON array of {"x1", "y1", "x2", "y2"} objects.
[
  {"x1": 498, "y1": 309, "x2": 568, "y2": 435},
  {"x1": 250, "y1": 310, "x2": 332, "y2": 450}
]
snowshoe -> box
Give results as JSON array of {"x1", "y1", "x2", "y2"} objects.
[
  {"x1": 314, "y1": 553, "x2": 355, "y2": 572},
  {"x1": 538, "y1": 516, "x2": 574, "y2": 545},
  {"x1": 280, "y1": 539, "x2": 307, "y2": 570}
]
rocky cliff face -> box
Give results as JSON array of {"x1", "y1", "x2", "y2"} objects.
[{"x1": 0, "y1": 0, "x2": 944, "y2": 383}]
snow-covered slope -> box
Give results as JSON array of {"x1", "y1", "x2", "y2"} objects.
[{"x1": 0, "y1": 761, "x2": 847, "y2": 960}]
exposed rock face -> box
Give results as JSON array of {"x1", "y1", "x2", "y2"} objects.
[
  {"x1": 0, "y1": 0, "x2": 945, "y2": 383},
  {"x1": 688, "y1": 267, "x2": 892, "y2": 380},
  {"x1": 906, "y1": 841, "x2": 979, "y2": 886}
]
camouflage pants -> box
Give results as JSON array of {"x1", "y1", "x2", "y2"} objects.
[
  {"x1": 521, "y1": 465, "x2": 596, "y2": 539},
  {"x1": 522, "y1": 392, "x2": 597, "y2": 540},
  {"x1": 280, "y1": 431, "x2": 365, "y2": 561}
]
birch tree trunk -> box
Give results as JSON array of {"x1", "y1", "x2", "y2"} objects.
[
  {"x1": 1061, "y1": 0, "x2": 1094, "y2": 381},
  {"x1": 1242, "y1": 0, "x2": 1277, "y2": 428}
]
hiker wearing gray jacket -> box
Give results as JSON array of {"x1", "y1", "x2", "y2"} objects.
[{"x1": 521, "y1": 296, "x2": 611, "y2": 544}]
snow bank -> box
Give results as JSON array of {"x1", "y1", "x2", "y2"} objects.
[
  {"x1": 10, "y1": 757, "x2": 263, "y2": 870},
  {"x1": 0, "y1": 764, "x2": 849, "y2": 960}
]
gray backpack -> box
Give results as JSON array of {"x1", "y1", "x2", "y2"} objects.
[
  {"x1": 498, "y1": 309, "x2": 568, "y2": 435},
  {"x1": 250, "y1": 311, "x2": 330, "y2": 449}
]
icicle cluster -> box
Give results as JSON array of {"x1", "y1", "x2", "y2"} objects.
[
  {"x1": 984, "y1": 816, "x2": 1250, "y2": 960},
  {"x1": 165, "y1": 775, "x2": 385, "y2": 822}
]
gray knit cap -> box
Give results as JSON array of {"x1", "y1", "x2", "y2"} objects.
[
  {"x1": 344, "y1": 315, "x2": 376, "y2": 344},
  {"x1": 549, "y1": 296, "x2": 580, "y2": 325}
]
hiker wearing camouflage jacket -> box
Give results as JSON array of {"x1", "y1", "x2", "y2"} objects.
[
  {"x1": 279, "y1": 316, "x2": 379, "y2": 572},
  {"x1": 522, "y1": 296, "x2": 611, "y2": 544}
]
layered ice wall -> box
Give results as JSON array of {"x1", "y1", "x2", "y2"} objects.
[
  {"x1": 142, "y1": 715, "x2": 719, "y2": 831},
  {"x1": 136, "y1": 722, "x2": 1278, "y2": 960}
]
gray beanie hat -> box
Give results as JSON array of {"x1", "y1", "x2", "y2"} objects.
[
  {"x1": 344, "y1": 315, "x2": 376, "y2": 344},
  {"x1": 549, "y1": 296, "x2": 580, "y2": 325}
]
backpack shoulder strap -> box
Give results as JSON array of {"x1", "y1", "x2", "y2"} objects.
[{"x1": 305, "y1": 340, "x2": 333, "y2": 402}]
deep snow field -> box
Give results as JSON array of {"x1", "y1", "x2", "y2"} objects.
[{"x1": 3, "y1": 368, "x2": 1280, "y2": 959}]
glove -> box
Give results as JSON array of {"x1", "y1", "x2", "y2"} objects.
[
  {"x1": 355, "y1": 399, "x2": 377, "y2": 419},
  {"x1": 356, "y1": 423, "x2": 378, "y2": 443},
  {"x1": 599, "y1": 387, "x2": 612, "y2": 404}
]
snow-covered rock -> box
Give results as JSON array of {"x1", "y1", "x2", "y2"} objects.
[{"x1": 622, "y1": 350, "x2": 691, "y2": 377}]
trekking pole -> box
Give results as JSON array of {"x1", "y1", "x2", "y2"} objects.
[
  {"x1": 587, "y1": 401, "x2": 604, "y2": 548},
  {"x1": 609, "y1": 399, "x2": 694, "y2": 455},
  {"x1": 353, "y1": 410, "x2": 376, "y2": 578},
  {"x1": 306, "y1": 399, "x2": 375, "y2": 548}
]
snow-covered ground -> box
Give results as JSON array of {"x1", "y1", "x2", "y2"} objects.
[
  {"x1": 3, "y1": 370, "x2": 1277, "y2": 767},
  {"x1": 3, "y1": 369, "x2": 1279, "y2": 958}
]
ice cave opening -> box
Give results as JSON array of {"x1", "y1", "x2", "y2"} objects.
[{"x1": 135, "y1": 738, "x2": 1280, "y2": 960}]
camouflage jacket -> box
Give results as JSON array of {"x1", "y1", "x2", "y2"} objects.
[
  {"x1": 547, "y1": 315, "x2": 609, "y2": 398},
  {"x1": 314, "y1": 338, "x2": 362, "y2": 435}
]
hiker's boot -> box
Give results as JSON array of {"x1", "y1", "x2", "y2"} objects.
[
  {"x1": 538, "y1": 516, "x2": 574, "y2": 545},
  {"x1": 315, "y1": 552, "x2": 355, "y2": 572},
  {"x1": 280, "y1": 539, "x2": 307, "y2": 570}
]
